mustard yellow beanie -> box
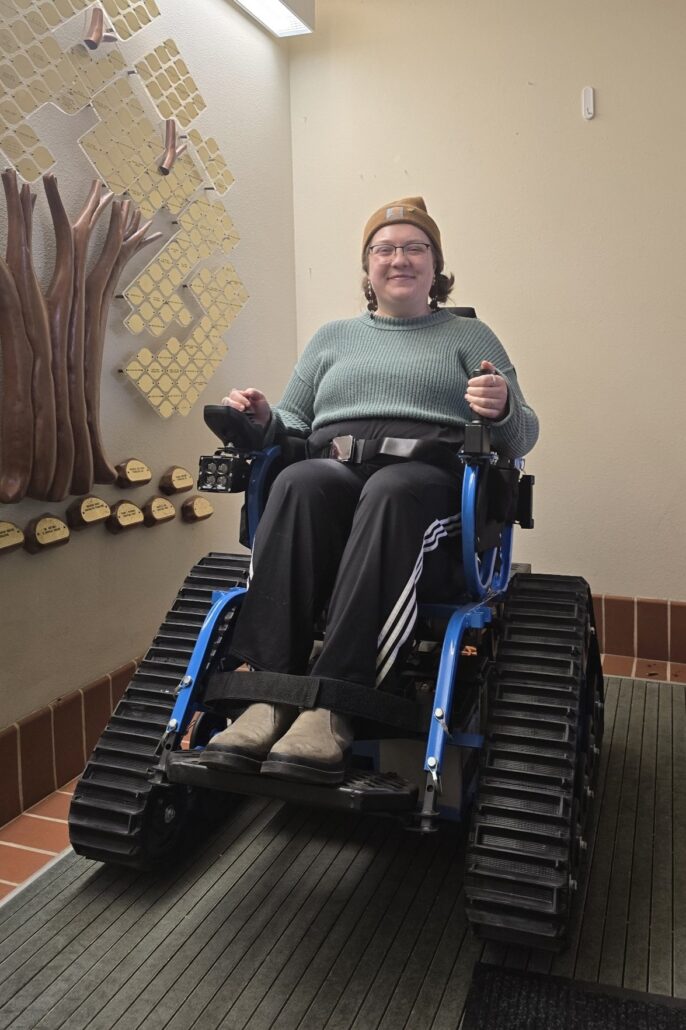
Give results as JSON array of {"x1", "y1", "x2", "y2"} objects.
[{"x1": 362, "y1": 196, "x2": 443, "y2": 269}]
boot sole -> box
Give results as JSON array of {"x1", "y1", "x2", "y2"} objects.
[
  {"x1": 202, "y1": 747, "x2": 263, "y2": 774},
  {"x1": 260, "y1": 756, "x2": 344, "y2": 786}
]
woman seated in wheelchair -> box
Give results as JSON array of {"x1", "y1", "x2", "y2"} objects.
[{"x1": 205, "y1": 196, "x2": 538, "y2": 786}]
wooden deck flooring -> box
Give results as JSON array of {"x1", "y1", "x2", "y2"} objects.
[{"x1": 0, "y1": 676, "x2": 683, "y2": 1029}]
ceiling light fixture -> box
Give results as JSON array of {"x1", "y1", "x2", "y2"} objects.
[{"x1": 233, "y1": 0, "x2": 314, "y2": 37}]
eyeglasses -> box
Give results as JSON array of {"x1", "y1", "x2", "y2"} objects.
[{"x1": 367, "y1": 242, "x2": 432, "y2": 260}]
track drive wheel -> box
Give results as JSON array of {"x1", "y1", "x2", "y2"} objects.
[
  {"x1": 464, "y1": 573, "x2": 604, "y2": 950},
  {"x1": 68, "y1": 552, "x2": 250, "y2": 868}
]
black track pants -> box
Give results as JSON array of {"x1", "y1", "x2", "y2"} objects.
[{"x1": 229, "y1": 458, "x2": 462, "y2": 689}]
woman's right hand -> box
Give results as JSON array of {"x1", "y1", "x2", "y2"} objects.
[{"x1": 221, "y1": 388, "x2": 271, "y2": 426}]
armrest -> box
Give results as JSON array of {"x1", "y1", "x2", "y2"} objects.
[{"x1": 204, "y1": 404, "x2": 266, "y2": 451}]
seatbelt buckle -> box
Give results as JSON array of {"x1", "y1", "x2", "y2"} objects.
[{"x1": 329, "y1": 435, "x2": 355, "y2": 462}]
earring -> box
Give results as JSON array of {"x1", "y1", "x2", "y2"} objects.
[
  {"x1": 429, "y1": 274, "x2": 439, "y2": 311},
  {"x1": 365, "y1": 278, "x2": 378, "y2": 314}
]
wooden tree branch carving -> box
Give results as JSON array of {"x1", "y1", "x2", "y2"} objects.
[
  {"x1": 2, "y1": 169, "x2": 57, "y2": 499},
  {"x1": 44, "y1": 173, "x2": 75, "y2": 501},
  {"x1": 68, "y1": 180, "x2": 113, "y2": 494},
  {"x1": 0, "y1": 173, "x2": 161, "y2": 503},
  {"x1": 0, "y1": 259, "x2": 34, "y2": 504},
  {"x1": 84, "y1": 202, "x2": 161, "y2": 482}
]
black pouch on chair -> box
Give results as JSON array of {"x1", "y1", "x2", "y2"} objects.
[{"x1": 475, "y1": 464, "x2": 519, "y2": 551}]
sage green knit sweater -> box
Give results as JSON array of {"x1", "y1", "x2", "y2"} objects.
[{"x1": 270, "y1": 310, "x2": 539, "y2": 457}]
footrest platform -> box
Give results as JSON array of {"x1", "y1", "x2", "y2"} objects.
[{"x1": 166, "y1": 750, "x2": 419, "y2": 813}]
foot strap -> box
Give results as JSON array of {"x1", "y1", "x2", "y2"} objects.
[{"x1": 205, "y1": 670, "x2": 422, "y2": 732}]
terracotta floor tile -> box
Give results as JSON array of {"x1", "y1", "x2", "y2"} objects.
[
  {"x1": 28, "y1": 792, "x2": 72, "y2": 820},
  {"x1": 635, "y1": 659, "x2": 669, "y2": 682},
  {"x1": 57, "y1": 778, "x2": 80, "y2": 794},
  {"x1": 0, "y1": 883, "x2": 16, "y2": 901},
  {"x1": 602, "y1": 654, "x2": 635, "y2": 676},
  {"x1": 0, "y1": 815, "x2": 68, "y2": 853},
  {"x1": 0, "y1": 843, "x2": 53, "y2": 883},
  {"x1": 670, "y1": 662, "x2": 686, "y2": 683}
]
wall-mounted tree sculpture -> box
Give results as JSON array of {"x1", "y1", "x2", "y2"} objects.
[{"x1": 0, "y1": 170, "x2": 161, "y2": 504}]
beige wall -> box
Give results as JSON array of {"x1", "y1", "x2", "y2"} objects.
[
  {"x1": 2, "y1": 0, "x2": 685, "y2": 728},
  {"x1": 289, "y1": 0, "x2": 686, "y2": 601},
  {"x1": 0, "y1": 0, "x2": 298, "y2": 725}
]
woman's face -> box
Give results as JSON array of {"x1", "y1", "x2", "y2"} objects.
[{"x1": 366, "y1": 223, "x2": 436, "y2": 318}]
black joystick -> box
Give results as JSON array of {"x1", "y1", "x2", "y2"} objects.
[
  {"x1": 203, "y1": 404, "x2": 265, "y2": 451},
  {"x1": 463, "y1": 367, "x2": 491, "y2": 456}
]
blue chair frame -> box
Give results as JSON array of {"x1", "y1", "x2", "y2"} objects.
[{"x1": 164, "y1": 439, "x2": 522, "y2": 826}]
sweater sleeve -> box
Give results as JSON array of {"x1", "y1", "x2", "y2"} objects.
[
  {"x1": 266, "y1": 368, "x2": 315, "y2": 440},
  {"x1": 458, "y1": 321, "x2": 539, "y2": 457},
  {"x1": 263, "y1": 329, "x2": 325, "y2": 442}
]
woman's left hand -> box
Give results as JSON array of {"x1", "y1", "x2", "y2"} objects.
[{"x1": 465, "y1": 360, "x2": 508, "y2": 420}]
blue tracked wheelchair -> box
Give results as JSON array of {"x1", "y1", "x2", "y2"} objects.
[{"x1": 69, "y1": 312, "x2": 603, "y2": 951}]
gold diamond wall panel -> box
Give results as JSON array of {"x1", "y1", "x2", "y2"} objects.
[
  {"x1": 122, "y1": 195, "x2": 240, "y2": 337},
  {"x1": 135, "y1": 39, "x2": 206, "y2": 129},
  {"x1": 101, "y1": 0, "x2": 160, "y2": 40},
  {"x1": 177, "y1": 195, "x2": 240, "y2": 258},
  {"x1": 0, "y1": 120, "x2": 53, "y2": 184},
  {"x1": 124, "y1": 265, "x2": 193, "y2": 338},
  {"x1": 188, "y1": 264, "x2": 249, "y2": 332},
  {"x1": 188, "y1": 129, "x2": 234, "y2": 195},
  {"x1": 0, "y1": 0, "x2": 124, "y2": 180},
  {"x1": 121, "y1": 211, "x2": 247, "y2": 416},
  {"x1": 121, "y1": 320, "x2": 228, "y2": 418},
  {"x1": 80, "y1": 77, "x2": 203, "y2": 217}
]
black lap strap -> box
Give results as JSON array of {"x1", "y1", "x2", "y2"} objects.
[
  {"x1": 204, "y1": 669, "x2": 422, "y2": 731},
  {"x1": 311, "y1": 435, "x2": 459, "y2": 471}
]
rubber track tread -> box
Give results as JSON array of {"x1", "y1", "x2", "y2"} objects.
[
  {"x1": 464, "y1": 572, "x2": 603, "y2": 949},
  {"x1": 69, "y1": 552, "x2": 249, "y2": 866}
]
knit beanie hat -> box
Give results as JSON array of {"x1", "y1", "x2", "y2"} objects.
[{"x1": 362, "y1": 196, "x2": 443, "y2": 270}]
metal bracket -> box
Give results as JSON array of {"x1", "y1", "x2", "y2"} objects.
[{"x1": 415, "y1": 771, "x2": 441, "y2": 833}]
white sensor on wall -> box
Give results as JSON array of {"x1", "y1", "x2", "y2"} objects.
[{"x1": 582, "y1": 86, "x2": 595, "y2": 120}]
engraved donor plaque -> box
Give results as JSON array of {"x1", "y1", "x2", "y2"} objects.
[
  {"x1": 181, "y1": 495, "x2": 214, "y2": 523},
  {"x1": 66, "y1": 495, "x2": 111, "y2": 529},
  {"x1": 106, "y1": 500, "x2": 145, "y2": 533},
  {"x1": 143, "y1": 496, "x2": 176, "y2": 526},
  {"x1": 115, "y1": 458, "x2": 152, "y2": 487},
  {"x1": 23, "y1": 515, "x2": 70, "y2": 554},
  {"x1": 159, "y1": 465, "x2": 194, "y2": 495},
  {"x1": 0, "y1": 521, "x2": 24, "y2": 556}
]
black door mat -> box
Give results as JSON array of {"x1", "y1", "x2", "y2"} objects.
[{"x1": 463, "y1": 963, "x2": 686, "y2": 1029}]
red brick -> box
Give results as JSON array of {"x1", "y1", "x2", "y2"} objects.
[
  {"x1": 637, "y1": 599, "x2": 668, "y2": 661},
  {"x1": 51, "y1": 691, "x2": 85, "y2": 788},
  {"x1": 110, "y1": 661, "x2": 135, "y2": 708},
  {"x1": 0, "y1": 726, "x2": 21, "y2": 827},
  {"x1": 17, "y1": 708, "x2": 55, "y2": 809},
  {"x1": 670, "y1": 602, "x2": 686, "y2": 664},
  {"x1": 603, "y1": 596, "x2": 635, "y2": 657},
  {"x1": 82, "y1": 676, "x2": 112, "y2": 757}
]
